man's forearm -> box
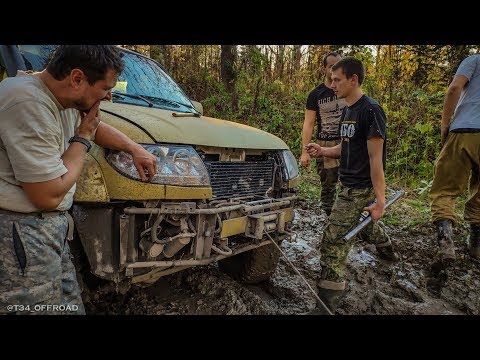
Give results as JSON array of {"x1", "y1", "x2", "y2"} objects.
[
  {"x1": 370, "y1": 158, "x2": 385, "y2": 206},
  {"x1": 302, "y1": 111, "x2": 316, "y2": 154},
  {"x1": 94, "y1": 122, "x2": 140, "y2": 154},
  {"x1": 367, "y1": 139, "x2": 385, "y2": 206},
  {"x1": 93, "y1": 121, "x2": 158, "y2": 182},
  {"x1": 442, "y1": 86, "x2": 462, "y2": 129},
  {"x1": 323, "y1": 144, "x2": 341, "y2": 158},
  {"x1": 302, "y1": 121, "x2": 314, "y2": 150},
  {"x1": 21, "y1": 142, "x2": 89, "y2": 210}
]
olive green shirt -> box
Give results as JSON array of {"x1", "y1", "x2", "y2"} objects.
[{"x1": 0, "y1": 72, "x2": 80, "y2": 212}]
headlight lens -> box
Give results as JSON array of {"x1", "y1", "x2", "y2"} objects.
[
  {"x1": 281, "y1": 150, "x2": 299, "y2": 180},
  {"x1": 106, "y1": 144, "x2": 210, "y2": 186}
]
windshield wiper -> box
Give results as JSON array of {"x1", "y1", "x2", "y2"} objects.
[
  {"x1": 143, "y1": 95, "x2": 197, "y2": 112},
  {"x1": 112, "y1": 91, "x2": 153, "y2": 107}
]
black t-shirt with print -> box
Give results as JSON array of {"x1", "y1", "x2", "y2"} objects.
[
  {"x1": 306, "y1": 83, "x2": 346, "y2": 140},
  {"x1": 338, "y1": 95, "x2": 387, "y2": 188}
]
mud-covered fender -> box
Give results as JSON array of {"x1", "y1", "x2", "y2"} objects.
[{"x1": 74, "y1": 153, "x2": 109, "y2": 202}]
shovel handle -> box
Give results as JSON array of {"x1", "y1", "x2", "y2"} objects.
[{"x1": 343, "y1": 190, "x2": 405, "y2": 242}]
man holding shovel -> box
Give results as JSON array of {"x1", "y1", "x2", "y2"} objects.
[{"x1": 306, "y1": 57, "x2": 399, "y2": 314}]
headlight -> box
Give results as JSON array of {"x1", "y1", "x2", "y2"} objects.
[
  {"x1": 281, "y1": 150, "x2": 299, "y2": 180},
  {"x1": 106, "y1": 144, "x2": 210, "y2": 186}
]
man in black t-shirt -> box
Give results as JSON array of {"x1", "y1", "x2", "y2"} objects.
[
  {"x1": 306, "y1": 57, "x2": 399, "y2": 314},
  {"x1": 301, "y1": 52, "x2": 346, "y2": 216}
]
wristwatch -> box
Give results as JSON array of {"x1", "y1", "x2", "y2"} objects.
[{"x1": 68, "y1": 135, "x2": 92, "y2": 152}]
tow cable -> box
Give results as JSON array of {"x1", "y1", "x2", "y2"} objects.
[
  {"x1": 264, "y1": 189, "x2": 405, "y2": 316},
  {"x1": 264, "y1": 231, "x2": 333, "y2": 315}
]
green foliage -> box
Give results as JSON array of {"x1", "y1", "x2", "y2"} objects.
[
  {"x1": 298, "y1": 179, "x2": 321, "y2": 203},
  {"x1": 415, "y1": 179, "x2": 433, "y2": 201},
  {"x1": 148, "y1": 44, "x2": 479, "y2": 190}
]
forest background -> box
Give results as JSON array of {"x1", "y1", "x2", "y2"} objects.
[{"x1": 124, "y1": 45, "x2": 477, "y2": 221}]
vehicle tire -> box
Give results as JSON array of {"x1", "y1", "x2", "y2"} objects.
[{"x1": 218, "y1": 243, "x2": 280, "y2": 284}]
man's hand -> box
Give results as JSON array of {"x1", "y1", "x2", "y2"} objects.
[
  {"x1": 130, "y1": 145, "x2": 157, "y2": 182},
  {"x1": 363, "y1": 201, "x2": 385, "y2": 223},
  {"x1": 305, "y1": 143, "x2": 323, "y2": 158},
  {"x1": 300, "y1": 152, "x2": 311, "y2": 168},
  {"x1": 77, "y1": 101, "x2": 101, "y2": 140}
]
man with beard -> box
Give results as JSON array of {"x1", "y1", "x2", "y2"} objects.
[{"x1": 0, "y1": 45, "x2": 157, "y2": 314}]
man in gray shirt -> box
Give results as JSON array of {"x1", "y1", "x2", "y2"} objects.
[
  {"x1": 0, "y1": 46, "x2": 157, "y2": 314},
  {"x1": 430, "y1": 54, "x2": 480, "y2": 272}
]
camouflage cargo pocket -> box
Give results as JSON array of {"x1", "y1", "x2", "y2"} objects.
[{"x1": 0, "y1": 218, "x2": 64, "y2": 309}]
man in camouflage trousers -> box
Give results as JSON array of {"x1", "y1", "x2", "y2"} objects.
[
  {"x1": 0, "y1": 212, "x2": 82, "y2": 314},
  {"x1": 306, "y1": 57, "x2": 399, "y2": 314},
  {"x1": 300, "y1": 52, "x2": 346, "y2": 216},
  {"x1": 0, "y1": 46, "x2": 157, "y2": 315}
]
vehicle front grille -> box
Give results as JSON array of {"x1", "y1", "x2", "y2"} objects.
[{"x1": 205, "y1": 160, "x2": 275, "y2": 199}]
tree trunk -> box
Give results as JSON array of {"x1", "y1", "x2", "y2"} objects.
[
  {"x1": 275, "y1": 45, "x2": 285, "y2": 80},
  {"x1": 220, "y1": 45, "x2": 238, "y2": 111},
  {"x1": 251, "y1": 76, "x2": 262, "y2": 117},
  {"x1": 293, "y1": 45, "x2": 302, "y2": 87}
]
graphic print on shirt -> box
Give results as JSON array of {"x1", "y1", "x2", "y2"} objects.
[
  {"x1": 340, "y1": 121, "x2": 356, "y2": 142},
  {"x1": 318, "y1": 95, "x2": 346, "y2": 138},
  {"x1": 338, "y1": 95, "x2": 387, "y2": 189},
  {"x1": 340, "y1": 107, "x2": 356, "y2": 143}
]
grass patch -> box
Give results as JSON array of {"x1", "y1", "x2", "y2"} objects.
[
  {"x1": 297, "y1": 170, "x2": 471, "y2": 232},
  {"x1": 298, "y1": 180, "x2": 321, "y2": 203},
  {"x1": 297, "y1": 163, "x2": 321, "y2": 202}
]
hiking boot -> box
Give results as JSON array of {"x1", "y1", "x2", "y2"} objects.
[
  {"x1": 304, "y1": 280, "x2": 345, "y2": 315},
  {"x1": 467, "y1": 223, "x2": 480, "y2": 259},
  {"x1": 376, "y1": 241, "x2": 400, "y2": 262},
  {"x1": 317, "y1": 287, "x2": 343, "y2": 313},
  {"x1": 431, "y1": 219, "x2": 456, "y2": 272}
]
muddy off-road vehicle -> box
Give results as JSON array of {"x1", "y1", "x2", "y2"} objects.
[{"x1": 0, "y1": 45, "x2": 299, "y2": 291}]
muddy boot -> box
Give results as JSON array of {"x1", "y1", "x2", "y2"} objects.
[
  {"x1": 376, "y1": 240, "x2": 400, "y2": 262},
  {"x1": 317, "y1": 287, "x2": 343, "y2": 313},
  {"x1": 467, "y1": 223, "x2": 480, "y2": 259},
  {"x1": 431, "y1": 219, "x2": 456, "y2": 272},
  {"x1": 303, "y1": 282, "x2": 344, "y2": 315}
]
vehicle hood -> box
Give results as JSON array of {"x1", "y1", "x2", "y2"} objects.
[{"x1": 100, "y1": 102, "x2": 289, "y2": 150}]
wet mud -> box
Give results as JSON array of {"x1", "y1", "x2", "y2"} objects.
[{"x1": 84, "y1": 198, "x2": 480, "y2": 315}]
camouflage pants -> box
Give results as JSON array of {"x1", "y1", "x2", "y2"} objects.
[
  {"x1": 0, "y1": 212, "x2": 85, "y2": 315},
  {"x1": 319, "y1": 186, "x2": 390, "y2": 288},
  {"x1": 316, "y1": 140, "x2": 340, "y2": 216},
  {"x1": 316, "y1": 158, "x2": 339, "y2": 216}
]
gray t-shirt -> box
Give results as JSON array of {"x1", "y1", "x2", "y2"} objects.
[
  {"x1": 450, "y1": 54, "x2": 480, "y2": 131},
  {"x1": 0, "y1": 72, "x2": 80, "y2": 213}
]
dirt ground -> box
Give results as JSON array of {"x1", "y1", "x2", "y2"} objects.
[{"x1": 83, "y1": 196, "x2": 480, "y2": 315}]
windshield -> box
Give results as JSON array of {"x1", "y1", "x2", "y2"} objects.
[{"x1": 17, "y1": 45, "x2": 197, "y2": 113}]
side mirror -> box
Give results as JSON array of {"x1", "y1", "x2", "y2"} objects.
[{"x1": 191, "y1": 100, "x2": 203, "y2": 116}]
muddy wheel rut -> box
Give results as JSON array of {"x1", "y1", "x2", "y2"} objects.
[{"x1": 84, "y1": 199, "x2": 480, "y2": 315}]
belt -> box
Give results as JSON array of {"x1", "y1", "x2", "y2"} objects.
[{"x1": 0, "y1": 208, "x2": 75, "y2": 241}]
